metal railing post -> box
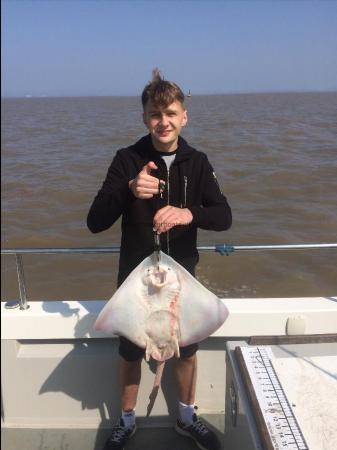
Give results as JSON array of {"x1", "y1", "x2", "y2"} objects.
[{"x1": 15, "y1": 254, "x2": 29, "y2": 310}]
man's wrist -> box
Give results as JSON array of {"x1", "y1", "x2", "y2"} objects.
[{"x1": 184, "y1": 208, "x2": 193, "y2": 224}]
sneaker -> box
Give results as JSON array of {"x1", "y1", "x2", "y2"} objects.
[
  {"x1": 103, "y1": 418, "x2": 136, "y2": 450},
  {"x1": 175, "y1": 413, "x2": 221, "y2": 450}
]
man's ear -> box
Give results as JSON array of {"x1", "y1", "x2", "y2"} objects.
[
  {"x1": 143, "y1": 112, "x2": 148, "y2": 127},
  {"x1": 182, "y1": 110, "x2": 188, "y2": 126}
]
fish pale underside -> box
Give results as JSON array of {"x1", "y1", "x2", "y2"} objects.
[
  {"x1": 95, "y1": 251, "x2": 229, "y2": 415},
  {"x1": 95, "y1": 251, "x2": 229, "y2": 361}
]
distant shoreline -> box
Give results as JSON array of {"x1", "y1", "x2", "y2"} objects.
[{"x1": 2, "y1": 90, "x2": 337, "y2": 100}]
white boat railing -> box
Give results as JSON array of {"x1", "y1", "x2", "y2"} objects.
[{"x1": 1, "y1": 243, "x2": 337, "y2": 311}]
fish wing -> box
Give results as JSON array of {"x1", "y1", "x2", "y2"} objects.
[
  {"x1": 94, "y1": 255, "x2": 155, "y2": 347},
  {"x1": 158, "y1": 252, "x2": 229, "y2": 346}
]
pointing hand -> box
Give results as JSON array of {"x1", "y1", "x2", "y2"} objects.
[{"x1": 129, "y1": 161, "x2": 165, "y2": 199}]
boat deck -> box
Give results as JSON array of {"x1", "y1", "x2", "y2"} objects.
[
  {"x1": 2, "y1": 414, "x2": 224, "y2": 450},
  {"x1": 2, "y1": 297, "x2": 337, "y2": 450}
]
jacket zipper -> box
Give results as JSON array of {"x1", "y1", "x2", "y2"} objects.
[{"x1": 184, "y1": 175, "x2": 188, "y2": 207}]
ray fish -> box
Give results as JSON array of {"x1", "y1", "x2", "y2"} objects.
[{"x1": 95, "y1": 251, "x2": 229, "y2": 414}]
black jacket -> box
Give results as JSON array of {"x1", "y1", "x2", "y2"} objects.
[{"x1": 87, "y1": 134, "x2": 232, "y2": 284}]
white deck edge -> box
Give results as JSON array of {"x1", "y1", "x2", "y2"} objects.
[{"x1": 2, "y1": 297, "x2": 337, "y2": 340}]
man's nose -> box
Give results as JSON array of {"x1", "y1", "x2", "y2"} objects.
[{"x1": 159, "y1": 115, "x2": 169, "y2": 126}]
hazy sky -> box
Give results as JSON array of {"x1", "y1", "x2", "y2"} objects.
[{"x1": 2, "y1": 0, "x2": 337, "y2": 97}]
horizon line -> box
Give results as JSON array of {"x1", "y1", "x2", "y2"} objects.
[{"x1": 2, "y1": 88, "x2": 337, "y2": 99}]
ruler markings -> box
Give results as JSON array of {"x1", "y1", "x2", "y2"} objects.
[
  {"x1": 257, "y1": 347, "x2": 307, "y2": 449},
  {"x1": 236, "y1": 346, "x2": 310, "y2": 450}
]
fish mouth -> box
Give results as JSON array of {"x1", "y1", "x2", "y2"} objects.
[{"x1": 151, "y1": 267, "x2": 167, "y2": 287}]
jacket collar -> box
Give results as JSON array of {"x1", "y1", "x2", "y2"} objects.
[{"x1": 135, "y1": 134, "x2": 195, "y2": 163}]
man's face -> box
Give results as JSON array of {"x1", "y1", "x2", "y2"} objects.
[{"x1": 143, "y1": 100, "x2": 188, "y2": 152}]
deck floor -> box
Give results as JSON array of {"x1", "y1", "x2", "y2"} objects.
[{"x1": 2, "y1": 414, "x2": 225, "y2": 450}]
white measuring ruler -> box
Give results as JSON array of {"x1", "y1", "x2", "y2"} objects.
[{"x1": 235, "y1": 346, "x2": 309, "y2": 450}]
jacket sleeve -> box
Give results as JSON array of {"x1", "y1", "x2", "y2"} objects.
[
  {"x1": 189, "y1": 156, "x2": 232, "y2": 231},
  {"x1": 87, "y1": 151, "x2": 132, "y2": 233}
]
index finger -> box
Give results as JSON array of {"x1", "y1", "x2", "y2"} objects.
[{"x1": 140, "y1": 161, "x2": 158, "y2": 175}]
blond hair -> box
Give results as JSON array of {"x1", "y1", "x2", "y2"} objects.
[{"x1": 141, "y1": 68, "x2": 185, "y2": 108}]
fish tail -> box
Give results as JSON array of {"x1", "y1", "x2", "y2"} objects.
[{"x1": 146, "y1": 361, "x2": 166, "y2": 416}]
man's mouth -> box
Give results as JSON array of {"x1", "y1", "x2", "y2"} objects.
[{"x1": 157, "y1": 130, "x2": 172, "y2": 136}]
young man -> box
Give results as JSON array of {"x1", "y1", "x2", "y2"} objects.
[{"x1": 87, "y1": 69, "x2": 232, "y2": 450}]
